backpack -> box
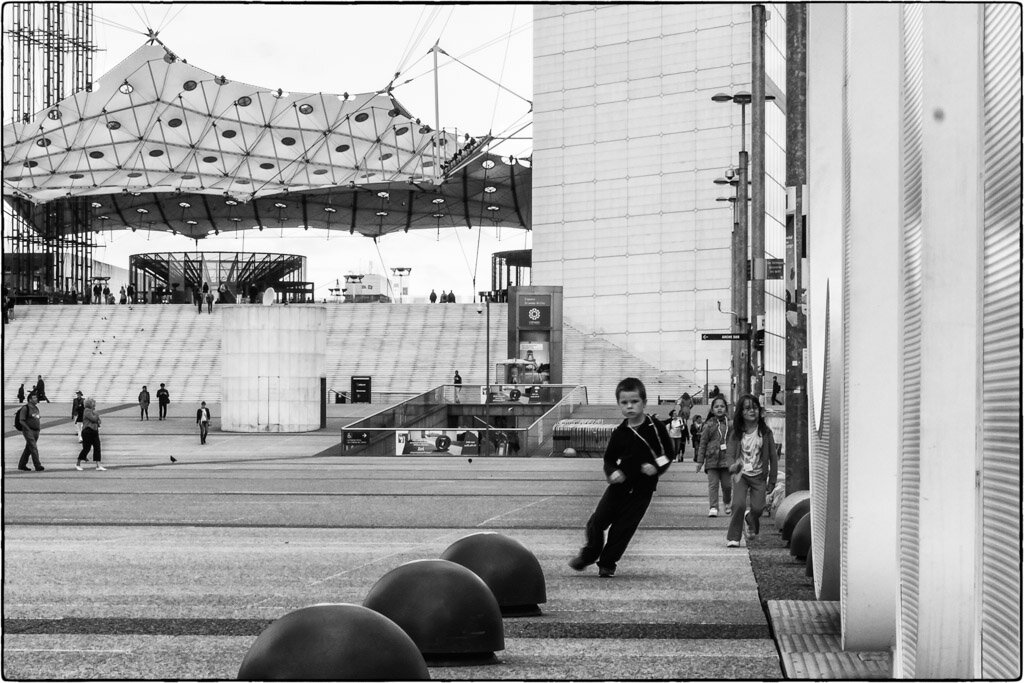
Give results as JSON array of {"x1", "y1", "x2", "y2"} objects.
[{"x1": 13, "y1": 406, "x2": 23, "y2": 431}]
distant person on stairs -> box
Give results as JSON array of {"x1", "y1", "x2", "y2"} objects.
[
  {"x1": 447, "y1": 291, "x2": 456, "y2": 303},
  {"x1": 196, "y1": 401, "x2": 212, "y2": 444},
  {"x1": 34, "y1": 375, "x2": 50, "y2": 403},
  {"x1": 429, "y1": 289, "x2": 438, "y2": 303},
  {"x1": 439, "y1": 290, "x2": 447, "y2": 304},
  {"x1": 157, "y1": 383, "x2": 170, "y2": 420},
  {"x1": 138, "y1": 385, "x2": 151, "y2": 421},
  {"x1": 17, "y1": 383, "x2": 25, "y2": 403},
  {"x1": 453, "y1": 370, "x2": 462, "y2": 403}
]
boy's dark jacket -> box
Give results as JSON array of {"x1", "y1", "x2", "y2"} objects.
[{"x1": 603, "y1": 414, "x2": 673, "y2": 493}]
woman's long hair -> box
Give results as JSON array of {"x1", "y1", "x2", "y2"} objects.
[{"x1": 732, "y1": 394, "x2": 769, "y2": 436}]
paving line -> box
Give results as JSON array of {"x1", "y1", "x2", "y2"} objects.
[
  {"x1": 5, "y1": 648, "x2": 132, "y2": 653},
  {"x1": 477, "y1": 496, "x2": 554, "y2": 526}
]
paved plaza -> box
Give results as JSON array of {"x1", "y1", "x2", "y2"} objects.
[{"x1": 4, "y1": 403, "x2": 781, "y2": 680}]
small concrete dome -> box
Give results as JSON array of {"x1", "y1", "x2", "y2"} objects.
[
  {"x1": 440, "y1": 532, "x2": 547, "y2": 616},
  {"x1": 781, "y1": 497, "x2": 811, "y2": 542},
  {"x1": 789, "y1": 511, "x2": 812, "y2": 560},
  {"x1": 363, "y1": 559, "x2": 505, "y2": 661},
  {"x1": 773, "y1": 489, "x2": 811, "y2": 530},
  {"x1": 236, "y1": 603, "x2": 428, "y2": 680}
]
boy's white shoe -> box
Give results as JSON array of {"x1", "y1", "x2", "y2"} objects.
[
  {"x1": 726, "y1": 540, "x2": 740, "y2": 547},
  {"x1": 708, "y1": 507, "x2": 718, "y2": 517}
]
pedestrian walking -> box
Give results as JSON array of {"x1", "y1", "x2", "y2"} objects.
[
  {"x1": 72, "y1": 390, "x2": 85, "y2": 443},
  {"x1": 157, "y1": 383, "x2": 170, "y2": 420},
  {"x1": 196, "y1": 401, "x2": 211, "y2": 444},
  {"x1": 447, "y1": 291, "x2": 456, "y2": 303},
  {"x1": 725, "y1": 394, "x2": 778, "y2": 548},
  {"x1": 138, "y1": 385, "x2": 151, "y2": 420},
  {"x1": 696, "y1": 395, "x2": 732, "y2": 518},
  {"x1": 453, "y1": 370, "x2": 462, "y2": 403},
  {"x1": 771, "y1": 376, "x2": 783, "y2": 405},
  {"x1": 429, "y1": 289, "x2": 438, "y2": 303},
  {"x1": 439, "y1": 290, "x2": 448, "y2": 304},
  {"x1": 675, "y1": 392, "x2": 693, "y2": 423},
  {"x1": 76, "y1": 398, "x2": 106, "y2": 471},
  {"x1": 668, "y1": 409, "x2": 686, "y2": 462},
  {"x1": 127, "y1": 283, "x2": 136, "y2": 304},
  {"x1": 34, "y1": 375, "x2": 50, "y2": 402},
  {"x1": 689, "y1": 415, "x2": 704, "y2": 455},
  {"x1": 16, "y1": 393, "x2": 45, "y2": 471},
  {"x1": 568, "y1": 377, "x2": 673, "y2": 577},
  {"x1": 17, "y1": 383, "x2": 25, "y2": 403},
  {"x1": 206, "y1": 287, "x2": 214, "y2": 313},
  {"x1": 119, "y1": 285, "x2": 127, "y2": 304}
]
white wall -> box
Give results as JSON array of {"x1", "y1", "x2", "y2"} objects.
[{"x1": 532, "y1": 4, "x2": 787, "y2": 390}]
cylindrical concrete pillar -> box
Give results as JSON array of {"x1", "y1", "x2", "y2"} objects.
[{"x1": 221, "y1": 305, "x2": 326, "y2": 432}]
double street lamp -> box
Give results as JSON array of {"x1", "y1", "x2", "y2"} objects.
[
  {"x1": 390, "y1": 266, "x2": 412, "y2": 303},
  {"x1": 712, "y1": 88, "x2": 774, "y2": 399}
]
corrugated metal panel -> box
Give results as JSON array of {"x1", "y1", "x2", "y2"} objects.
[
  {"x1": 839, "y1": 9, "x2": 854, "y2": 625},
  {"x1": 810, "y1": 286, "x2": 832, "y2": 596},
  {"x1": 897, "y1": 4, "x2": 924, "y2": 678},
  {"x1": 980, "y1": 4, "x2": 1022, "y2": 679}
]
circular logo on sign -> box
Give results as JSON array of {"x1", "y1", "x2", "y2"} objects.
[{"x1": 528, "y1": 307, "x2": 541, "y2": 321}]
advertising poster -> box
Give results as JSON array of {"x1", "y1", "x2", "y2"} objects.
[{"x1": 396, "y1": 429, "x2": 480, "y2": 456}]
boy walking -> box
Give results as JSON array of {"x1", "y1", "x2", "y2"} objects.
[{"x1": 568, "y1": 377, "x2": 673, "y2": 577}]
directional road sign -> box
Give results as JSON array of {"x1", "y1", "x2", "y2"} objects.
[{"x1": 701, "y1": 332, "x2": 750, "y2": 341}]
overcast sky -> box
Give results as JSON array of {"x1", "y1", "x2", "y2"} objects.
[{"x1": 27, "y1": 3, "x2": 535, "y2": 300}]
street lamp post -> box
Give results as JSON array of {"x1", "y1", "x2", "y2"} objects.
[
  {"x1": 712, "y1": 88, "x2": 773, "y2": 398},
  {"x1": 477, "y1": 295, "x2": 491, "y2": 403},
  {"x1": 715, "y1": 169, "x2": 752, "y2": 401},
  {"x1": 390, "y1": 266, "x2": 412, "y2": 303}
]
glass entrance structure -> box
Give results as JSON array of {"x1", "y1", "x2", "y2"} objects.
[{"x1": 129, "y1": 251, "x2": 309, "y2": 303}]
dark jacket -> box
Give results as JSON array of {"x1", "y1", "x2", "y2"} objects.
[
  {"x1": 157, "y1": 388, "x2": 170, "y2": 406},
  {"x1": 602, "y1": 414, "x2": 673, "y2": 494},
  {"x1": 18, "y1": 403, "x2": 41, "y2": 431},
  {"x1": 72, "y1": 396, "x2": 85, "y2": 422},
  {"x1": 697, "y1": 416, "x2": 731, "y2": 469},
  {"x1": 726, "y1": 427, "x2": 779, "y2": 491},
  {"x1": 196, "y1": 407, "x2": 211, "y2": 424}
]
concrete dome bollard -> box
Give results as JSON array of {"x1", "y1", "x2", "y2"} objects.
[
  {"x1": 789, "y1": 511, "x2": 812, "y2": 561},
  {"x1": 773, "y1": 489, "x2": 810, "y2": 531},
  {"x1": 236, "y1": 603, "x2": 429, "y2": 680},
  {"x1": 780, "y1": 497, "x2": 811, "y2": 543},
  {"x1": 440, "y1": 532, "x2": 547, "y2": 617},
  {"x1": 363, "y1": 559, "x2": 505, "y2": 664}
]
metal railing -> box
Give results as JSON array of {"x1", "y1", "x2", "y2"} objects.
[{"x1": 339, "y1": 384, "x2": 589, "y2": 457}]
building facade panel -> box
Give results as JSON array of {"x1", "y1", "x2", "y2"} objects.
[{"x1": 533, "y1": 4, "x2": 785, "y2": 388}]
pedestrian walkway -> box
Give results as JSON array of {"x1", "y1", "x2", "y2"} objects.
[{"x1": 1, "y1": 405, "x2": 867, "y2": 679}]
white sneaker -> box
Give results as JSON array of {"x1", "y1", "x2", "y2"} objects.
[
  {"x1": 725, "y1": 506, "x2": 732, "y2": 515},
  {"x1": 75, "y1": 463, "x2": 84, "y2": 471},
  {"x1": 95, "y1": 465, "x2": 107, "y2": 471},
  {"x1": 708, "y1": 507, "x2": 718, "y2": 517},
  {"x1": 726, "y1": 540, "x2": 740, "y2": 547}
]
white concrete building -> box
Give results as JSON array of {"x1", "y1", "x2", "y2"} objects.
[{"x1": 531, "y1": 4, "x2": 787, "y2": 394}]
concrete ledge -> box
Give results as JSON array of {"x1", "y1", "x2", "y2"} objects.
[{"x1": 768, "y1": 600, "x2": 892, "y2": 679}]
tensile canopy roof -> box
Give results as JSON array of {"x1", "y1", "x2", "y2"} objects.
[{"x1": 2, "y1": 43, "x2": 530, "y2": 239}]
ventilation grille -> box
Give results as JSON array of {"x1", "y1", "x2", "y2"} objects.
[
  {"x1": 897, "y1": 4, "x2": 924, "y2": 677},
  {"x1": 980, "y1": 3, "x2": 1022, "y2": 679}
]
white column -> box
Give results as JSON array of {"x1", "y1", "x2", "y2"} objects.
[
  {"x1": 840, "y1": 4, "x2": 902, "y2": 651},
  {"x1": 221, "y1": 306, "x2": 327, "y2": 432},
  {"x1": 913, "y1": 5, "x2": 983, "y2": 677}
]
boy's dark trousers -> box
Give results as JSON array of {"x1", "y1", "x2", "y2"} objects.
[{"x1": 579, "y1": 483, "x2": 654, "y2": 572}]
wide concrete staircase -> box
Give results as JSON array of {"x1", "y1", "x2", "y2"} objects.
[{"x1": 3, "y1": 303, "x2": 691, "y2": 404}]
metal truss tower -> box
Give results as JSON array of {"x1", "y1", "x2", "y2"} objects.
[{"x1": 4, "y1": 3, "x2": 97, "y2": 297}]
